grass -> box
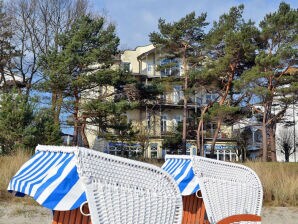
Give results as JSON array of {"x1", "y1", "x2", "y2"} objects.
[
  {"x1": 245, "y1": 161, "x2": 298, "y2": 207},
  {"x1": 0, "y1": 150, "x2": 38, "y2": 205},
  {"x1": 0, "y1": 151, "x2": 297, "y2": 207}
]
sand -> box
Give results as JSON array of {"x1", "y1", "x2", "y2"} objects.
[{"x1": 0, "y1": 202, "x2": 297, "y2": 224}]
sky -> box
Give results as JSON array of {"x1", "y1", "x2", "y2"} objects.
[{"x1": 90, "y1": 0, "x2": 298, "y2": 50}]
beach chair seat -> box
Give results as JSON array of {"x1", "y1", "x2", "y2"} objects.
[
  {"x1": 182, "y1": 194, "x2": 210, "y2": 224},
  {"x1": 52, "y1": 205, "x2": 92, "y2": 224},
  {"x1": 76, "y1": 147, "x2": 183, "y2": 224}
]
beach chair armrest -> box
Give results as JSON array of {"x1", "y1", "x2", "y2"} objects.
[{"x1": 217, "y1": 214, "x2": 261, "y2": 224}]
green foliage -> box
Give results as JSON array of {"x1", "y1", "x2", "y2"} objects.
[
  {"x1": 207, "y1": 103, "x2": 240, "y2": 121},
  {"x1": 238, "y1": 2, "x2": 298, "y2": 107},
  {"x1": 40, "y1": 14, "x2": 120, "y2": 94},
  {"x1": 39, "y1": 14, "x2": 121, "y2": 144},
  {"x1": 0, "y1": 0, "x2": 20, "y2": 89},
  {"x1": 0, "y1": 91, "x2": 62, "y2": 154},
  {"x1": 150, "y1": 12, "x2": 208, "y2": 153},
  {"x1": 150, "y1": 11, "x2": 208, "y2": 72},
  {"x1": 31, "y1": 109, "x2": 62, "y2": 146},
  {"x1": 82, "y1": 99, "x2": 138, "y2": 136},
  {"x1": 198, "y1": 5, "x2": 260, "y2": 87},
  {"x1": 0, "y1": 91, "x2": 34, "y2": 153},
  {"x1": 162, "y1": 123, "x2": 183, "y2": 153}
]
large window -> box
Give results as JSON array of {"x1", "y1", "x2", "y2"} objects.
[
  {"x1": 146, "y1": 62, "x2": 154, "y2": 75},
  {"x1": 160, "y1": 58, "x2": 181, "y2": 76},
  {"x1": 160, "y1": 115, "x2": 167, "y2": 134},
  {"x1": 173, "y1": 85, "x2": 183, "y2": 104},
  {"x1": 174, "y1": 115, "x2": 182, "y2": 127}
]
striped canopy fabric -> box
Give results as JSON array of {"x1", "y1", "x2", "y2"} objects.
[
  {"x1": 162, "y1": 155, "x2": 200, "y2": 196},
  {"x1": 7, "y1": 145, "x2": 86, "y2": 211}
]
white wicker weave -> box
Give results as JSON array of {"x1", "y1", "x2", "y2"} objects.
[
  {"x1": 76, "y1": 147, "x2": 183, "y2": 224},
  {"x1": 192, "y1": 156, "x2": 263, "y2": 224}
]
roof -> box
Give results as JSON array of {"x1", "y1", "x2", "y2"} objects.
[
  {"x1": 162, "y1": 155, "x2": 200, "y2": 195},
  {"x1": 7, "y1": 145, "x2": 86, "y2": 211}
]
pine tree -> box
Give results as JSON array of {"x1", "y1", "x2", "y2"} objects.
[
  {"x1": 150, "y1": 12, "x2": 208, "y2": 154},
  {"x1": 0, "y1": 90, "x2": 34, "y2": 153},
  {"x1": 238, "y1": 2, "x2": 298, "y2": 161},
  {"x1": 195, "y1": 5, "x2": 260, "y2": 157},
  {"x1": 0, "y1": 0, "x2": 20, "y2": 89},
  {"x1": 40, "y1": 15, "x2": 120, "y2": 146}
]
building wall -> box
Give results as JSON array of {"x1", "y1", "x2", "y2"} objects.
[
  {"x1": 121, "y1": 44, "x2": 155, "y2": 74},
  {"x1": 83, "y1": 44, "x2": 237, "y2": 160},
  {"x1": 276, "y1": 103, "x2": 298, "y2": 162}
]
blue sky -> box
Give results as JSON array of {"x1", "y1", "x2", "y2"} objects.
[{"x1": 90, "y1": 0, "x2": 297, "y2": 49}]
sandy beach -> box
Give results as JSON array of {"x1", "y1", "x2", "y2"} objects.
[{"x1": 0, "y1": 202, "x2": 297, "y2": 224}]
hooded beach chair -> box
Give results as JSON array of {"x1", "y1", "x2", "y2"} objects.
[
  {"x1": 8, "y1": 145, "x2": 183, "y2": 224},
  {"x1": 76, "y1": 146, "x2": 183, "y2": 224},
  {"x1": 163, "y1": 155, "x2": 263, "y2": 224}
]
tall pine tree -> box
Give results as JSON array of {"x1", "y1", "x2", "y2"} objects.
[
  {"x1": 0, "y1": 0, "x2": 20, "y2": 90},
  {"x1": 195, "y1": 5, "x2": 260, "y2": 156},
  {"x1": 40, "y1": 15, "x2": 120, "y2": 146},
  {"x1": 238, "y1": 2, "x2": 298, "y2": 161},
  {"x1": 150, "y1": 12, "x2": 208, "y2": 154}
]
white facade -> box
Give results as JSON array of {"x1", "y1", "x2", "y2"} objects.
[{"x1": 276, "y1": 103, "x2": 298, "y2": 162}]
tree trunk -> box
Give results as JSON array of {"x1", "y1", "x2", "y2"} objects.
[
  {"x1": 209, "y1": 67, "x2": 234, "y2": 158},
  {"x1": 196, "y1": 106, "x2": 210, "y2": 156},
  {"x1": 196, "y1": 118, "x2": 203, "y2": 156},
  {"x1": 269, "y1": 124, "x2": 277, "y2": 162},
  {"x1": 73, "y1": 87, "x2": 79, "y2": 146},
  {"x1": 182, "y1": 48, "x2": 188, "y2": 155},
  {"x1": 81, "y1": 116, "x2": 89, "y2": 148},
  {"x1": 210, "y1": 117, "x2": 223, "y2": 157},
  {"x1": 55, "y1": 91, "x2": 63, "y2": 125},
  {"x1": 51, "y1": 90, "x2": 63, "y2": 126},
  {"x1": 262, "y1": 109, "x2": 268, "y2": 161},
  {"x1": 285, "y1": 144, "x2": 290, "y2": 162}
]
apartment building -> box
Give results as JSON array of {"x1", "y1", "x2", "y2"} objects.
[{"x1": 85, "y1": 44, "x2": 238, "y2": 160}]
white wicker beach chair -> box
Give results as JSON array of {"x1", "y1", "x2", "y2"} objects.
[
  {"x1": 76, "y1": 147, "x2": 183, "y2": 224},
  {"x1": 192, "y1": 156, "x2": 263, "y2": 224}
]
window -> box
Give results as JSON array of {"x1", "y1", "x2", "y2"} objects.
[
  {"x1": 147, "y1": 62, "x2": 154, "y2": 75},
  {"x1": 205, "y1": 94, "x2": 218, "y2": 104},
  {"x1": 173, "y1": 86, "x2": 183, "y2": 104},
  {"x1": 160, "y1": 93, "x2": 167, "y2": 103},
  {"x1": 160, "y1": 58, "x2": 181, "y2": 76},
  {"x1": 123, "y1": 62, "x2": 130, "y2": 73},
  {"x1": 205, "y1": 94, "x2": 212, "y2": 104},
  {"x1": 161, "y1": 115, "x2": 167, "y2": 133},
  {"x1": 150, "y1": 143, "x2": 158, "y2": 158},
  {"x1": 147, "y1": 113, "x2": 151, "y2": 129},
  {"x1": 196, "y1": 97, "x2": 202, "y2": 106},
  {"x1": 174, "y1": 115, "x2": 182, "y2": 127}
]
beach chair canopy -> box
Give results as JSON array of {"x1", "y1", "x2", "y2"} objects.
[
  {"x1": 8, "y1": 148, "x2": 199, "y2": 210},
  {"x1": 162, "y1": 155, "x2": 200, "y2": 196},
  {"x1": 8, "y1": 145, "x2": 86, "y2": 211}
]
